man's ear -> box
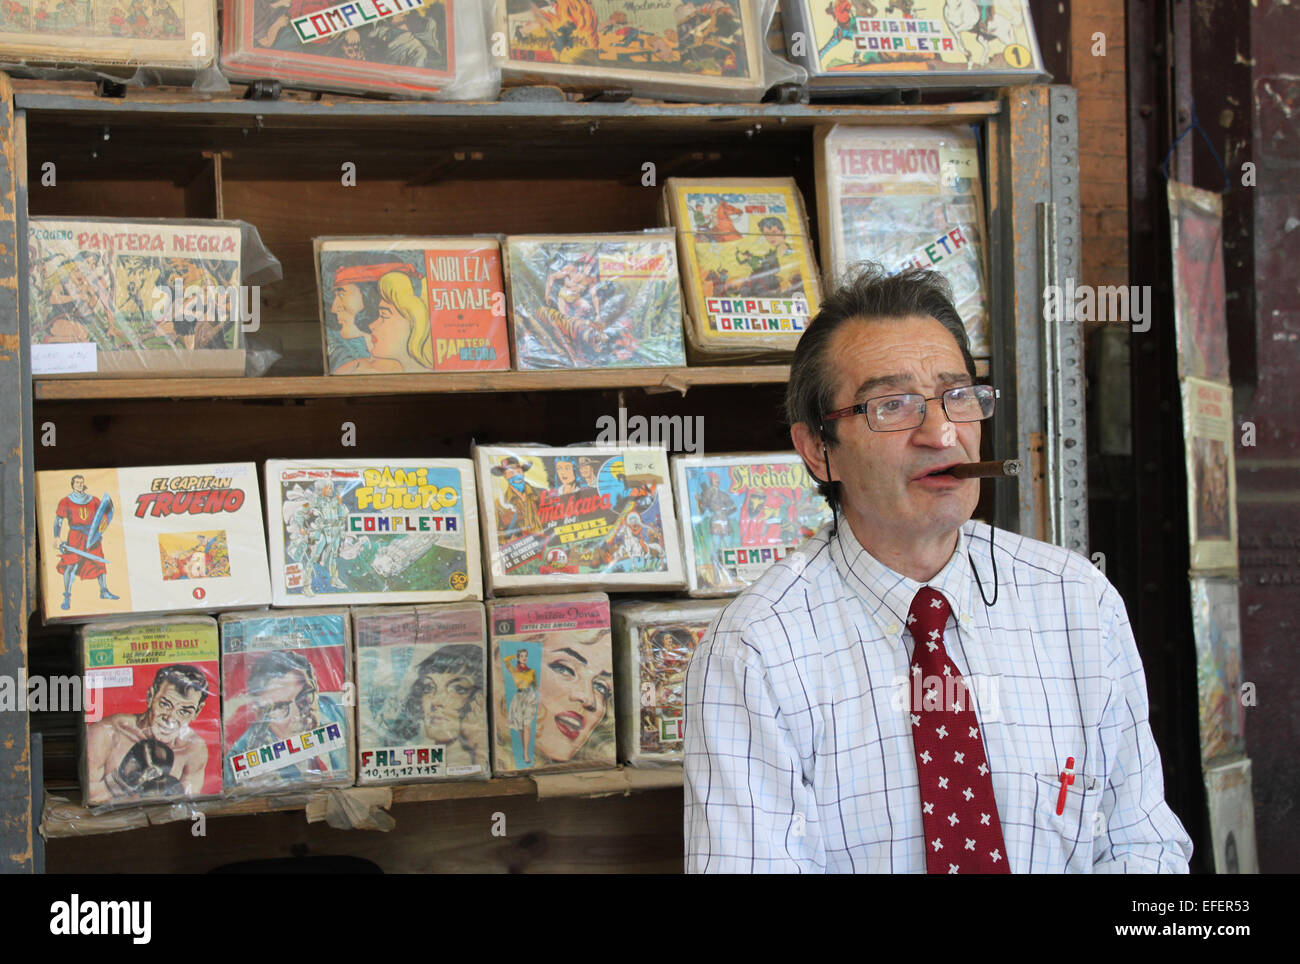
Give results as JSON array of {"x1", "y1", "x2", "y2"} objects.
[{"x1": 792, "y1": 422, "x2": 830, "y2": 483}]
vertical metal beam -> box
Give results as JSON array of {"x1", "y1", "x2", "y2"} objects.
[{"x1": 0, "y1": 75, "x2": 35, "y2": 875}]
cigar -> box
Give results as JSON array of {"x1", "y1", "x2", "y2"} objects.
[{"x1": 946, "y1": 459, "x2": 1022, "y2": 479}]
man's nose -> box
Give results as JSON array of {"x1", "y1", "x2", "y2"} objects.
[{"x1": 912, "y1": 399, "x2": 958, "y2": 447}]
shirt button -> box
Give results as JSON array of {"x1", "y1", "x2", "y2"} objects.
[
  {"x1": 886, "y1": 623, "x2": 900, "y2": 635},
  {"x1": 959, "y1": 613, "x2": 974, "y2": 625}
]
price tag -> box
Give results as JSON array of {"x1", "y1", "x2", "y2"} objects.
[
  {"x1": 939, "y1": 147, "x2": 980, "y2": 189},
  {"x1": 622, "y1": 450, "x2": 665, "y2": 485},
  {"x1": 32, "y1": 342, "x2": 96, "y2": 374}
]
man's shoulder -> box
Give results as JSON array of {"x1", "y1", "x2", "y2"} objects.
[{"x1": 970, "y1": 520, "x2": 1115, "y2": 602}]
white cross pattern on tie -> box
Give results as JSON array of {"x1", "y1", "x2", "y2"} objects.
[
  {"x1": 969, "y1": 726, "x2": 979, "y2": 738},
  {"x1": 948, "y1": 864, "x2": 959, "y2": 874},
  {"x1": 943, "y1": 665, "x2": 952, "y2": 677},
  {"x1": 932, "y1": 838, "x2": 943, "y2": 852},
  {"x1": 936, "y1": 725, "x2": 947, "y2": 739},
  {"x1": 926, "y1": 640, "x2": 939, "y2": 651},
  {"x1": 907, "y1": 614, "x2": 917, "y2": 625},
  {"x1": 963, "y1": 787, "x2": 974, "y2": 801},
  {"x1": 923, "y1": 802, "x2": 934, "y2": 815},
  {"x1": 965, "y1": 838, "x2": 975, "y2": 851},
  {"x1": 953, "y1": 751, "x2": 964, "y2": 764},
  {"x1": 978, "y1": 762, "x2": 989, "y2": 776},
  {"x1": 928, "y1": 628, "x2": 940, "y2": 641},
  {"x1": 947, "y1": 812, "x2": 959, "y2": 826},
  {"x1": 930, "y1": 598, "x2": 943, "y2": 609},
  {"x1": 938, "y1": 776, "x2": 949, "y2": 789},
  {"x1": 980, "y1": 813, "x2": 991, "y2": 825},
  {"x1": 911, "y1": 713, "x2": 921, "y2": 727},
  {"x1": 920, "y1": 750, "x2": 931, "y2": 764},
  {"x1": 990, "y1": 850, "x2": 1002, "y2": 863},
  {"x1": 912, "y1": 664, "x2": 922, "y2": 677}
]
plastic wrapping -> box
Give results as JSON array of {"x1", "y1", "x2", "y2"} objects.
[
  {"x1": 264, "y1": 458, "x2": 482, "y2": 605},
  {"x1": 487, "y1": 592, "x2": 616, "y2": 777},
  {"x1": 815, "y1": 124, "x2": 990, "y2": 356},
  {"x1": 353, "y1": 602, "x2": 489, "y2": 785},
  {"x1": 780, "y1": 0, "x2": 1048, "y2": 92},
  {"x1": 505, "y1": 230, "x2": 686, "y2": 371},
  {"x1": 220, "y1": 608, "x2": 355, "y2": 795},
  {"x1": 495, "y1": 0, "x2": 801, "y2": 102},
  {"x1": 1168, "y1": 180, "x2": 1228, "y2": 382},
  {"x1": 611, "y1": 598, "x2": 723, "y2": 767},
  {"x1": 1181, "y1": 376, "x2": 1238, "y2": 573},
  {"x1": 672, "y1": 452, "x2": 829, "y2": 597},
  {"x1": 475, "y1": 443, "x2": 686, "y2": 594},
  {"x1": 79, "y1": 615, "x2": 222, "y2": 812},
  {"x1": 663, "y1": 176, "x2": 821, "y2": 360},
  {"x1": 28, "y1": 216, "x2": 282, "y2": 379},
  {"x1": 0, "y1": 0, "x2": 217, "y2": 79},
  {"x1": 316, "y1": 235, "x2": 509, "y2": 374},
  {"x1": 221, "y1": 0, "x2": 499, "y2": 99},
  {"x1": 35, "y1": 462, "x2": 273, "y2": 624}
]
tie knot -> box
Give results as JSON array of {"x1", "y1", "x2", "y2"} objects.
[{"x1": 909, "y1": 586, "x2": 951, "y2": 633}]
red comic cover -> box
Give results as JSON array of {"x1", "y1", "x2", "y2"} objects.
[{"x1": 81, "y1": 616, "x2": 222, "y2": 810}]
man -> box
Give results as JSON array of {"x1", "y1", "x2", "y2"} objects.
[
  {"x1": 53, "y1": 474, "x2": 119, "y2": 610},
  {"x1": 683, "y1": 265, "x2": 1192, "y2": 873}
]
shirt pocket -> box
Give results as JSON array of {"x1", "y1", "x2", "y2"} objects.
[{"x1": 1030, "y1": 770, "x2": 1104, "y2": 872}]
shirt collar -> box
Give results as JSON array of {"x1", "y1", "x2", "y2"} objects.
[{"x1": 829, "y1": 514, "x2": 978, "y2": 638}]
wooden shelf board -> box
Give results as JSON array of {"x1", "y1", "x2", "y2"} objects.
[{"x1": 33, "y1": 365, "x2": 793, "y2": 401}]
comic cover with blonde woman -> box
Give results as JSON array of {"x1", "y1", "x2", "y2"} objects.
[
  {"x1": 315, "y1": 237, "x2": 508, "y2": 374},
  {"x1": 354, "y1": 602, "x2": 489, "y2": 784},
  {"x1": 488, "y1": 593, "x2": 615, "y2": 777}
]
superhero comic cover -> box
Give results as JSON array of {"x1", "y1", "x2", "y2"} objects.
[
  {"x1": 0, "y1": 0, "x2": 215, "y2": 71},
  {"x1": 220, "y1": 608, "x2": 354, "y2": 794},
  {"x1": 264, "y1": 458, "x2": 482, "y2": 607},
  {"x1": 664, "y1": 177, "x2": 822, "y2": 358},
  {"x1": 354, "y1": 601, "x2": 489, "y2": 784},
  {"x1": 487, "y1": 592, "x2": 615, "y2": 777},
  {"x1": 80, "y1": 615, "x2": 222, "y2": 811},
  {"x1": 673, "y1": 452, "x2": 830, "y2": 597},
  {"x1": 474, "y1": 443, "x2": 685, "y2": 594},
  {"x1": 611, "y1": 598, "x2": 724, "y2": 767},
  {"x1": 815, "y1": 124, "x2": 990, "y2": 356},
  {"x1": 504, "y1": 231, "x2": 686, "y2": 371},
  {"x1": 35, "y1": 462, "x2": 272, "y2": 624},
  {"x1": 316, "y1": 236, "x2": 509, "y2": 375}
]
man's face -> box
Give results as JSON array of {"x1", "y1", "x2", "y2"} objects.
[
  {"x1": 810, "y1": 315, "x2": 980, "y2": 547},
  {"x1": 71, "y1": 476, "x2": 87, "y2": 494},
  {"x1": 255, "y1": 671, "x2": 315, "y2": 740},
  {"x1": 144, "y1": 682, "x2": 203, "y2": 743}
]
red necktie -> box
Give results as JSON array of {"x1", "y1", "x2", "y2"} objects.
[{"x1": 906, "y1": 586, "x2": 1010, "y2": 874}]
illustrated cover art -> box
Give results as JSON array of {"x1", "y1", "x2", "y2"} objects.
[
  {"x1": 665, "y1": 177, "x2": 822, "y2": 357},
  {"x1": 265, "y1": 459, "x2": 481, "y2": 606},
  {"x1": 315, "y1": 236, "x2": 508, "y2": 374},
  {"x1": 354, "y1": 602, "x2": 488, "y2": 784},
  {"x1": 474, "y1": 444, "x2": 685, "y2": 594},
  {"x1": 222, "y1": 0, "x2": 455, "y2": 96},
  {"x1": 80, "y1": 616, "x2": 222, "y2": 810},
  {"x1": 0, "y1": 0, "x2": 214, "y2": 70},
  {"x1": 35, "y1": 463, "x2": 272, "y2": 623},
  {"x1": 1204, "y1": 758, "x2": 1259, "y2": 874},
  {"x1": 496, "y1": 0, "x2": 763, "y2": 98},
  {"x1": 611, "y1": 599, "x2": 723, "y2": 766},
  {"x1": 673, "y1": 453, "x2": 829, "y2": 596},
  {"x1": 1191, "y1": 577, "x2": 1245, "y2": 764},
  {"x1": 504, "y1": 231, "x2": 686, "y2": 370},
  {"x1": 1181, "y1": 376, "x2": 1238, "y2": 572},
  {"x1": 220, "y1": 609, "x2": 354, "y2": 793},
  {"x1": 1169, "y1": 180, "x2": 1229, "y2": 383},
  {"x1": 28, "y1": 218, "x2": 244, "y2": 377},
  {"x1": 815, "y1": 125, "x2": 990, "y2": 356},
  {"x1": 783, "y1": 0, "x2": 1045, "y2": 88},
  {"x1": 487, "y1": 593, "x2": 615, "y2": 776}
]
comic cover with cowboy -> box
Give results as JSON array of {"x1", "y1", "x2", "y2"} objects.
[
  {"x1": 474, "y1": 444, "x2": 685, "y2": 594},
  {"x1": 79, "y1": 616, "x2": 222, "y2": 811},
  {"x1": 35, "y1": 463, "x2": 272, "y2": 623},
  {"x1": 504, "y1": 231, "x2": 686, "y2": 371},
  {"x1": 672, "y1": 452, "x2": 831, "y2": 597},
  {"x1": 611, "y1": 598, "x2": 724, "y2": 766},
  {"x1": 264, "y1": 458, "x2": 481, "y2": 606}
]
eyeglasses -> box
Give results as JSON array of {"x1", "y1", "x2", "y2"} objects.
[{"x1": 822, "y1": 385, "x2": 998, "y2": 433}]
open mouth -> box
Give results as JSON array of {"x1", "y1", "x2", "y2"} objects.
[
  {"x1": 915, "y1": 462, "x2": 963, "y2": 480},
  {"x1": 555, "y1": 711, "x2": 584, "y2": 741}
]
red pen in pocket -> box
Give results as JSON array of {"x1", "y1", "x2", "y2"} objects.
[{"x1": 1056, "y1": 757, "x2": 1076, "y2": 815}]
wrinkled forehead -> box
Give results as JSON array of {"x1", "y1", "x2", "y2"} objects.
[{"x1": 828, "y1": 315, "x2": 970, "y2": 403}]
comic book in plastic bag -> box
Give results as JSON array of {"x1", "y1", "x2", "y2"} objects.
[
  {"x1": 80, "y1": 615, "x2": 222, "y2": 811},
  {"x1": 264, "y1": 458, "x2": 482, "y2": 606},
  {"x1": 487, "y1": 592, "x2": 616, "y2": 776},
  {"x1": 354, "y1": 602, "x2": 489, "y2": 785},
  {"x1": 315, "y1": 236, "x2": 509, "y2": 374},
  {"x1": 815, "y1": 124, "x2": 990, "y2": 356},
  {"x1": 504, "y1": 231, "x2": 686, "y2": 371},
  {"x1": 664, "y1": 176, "x2": 821, "y2": 358},
  {"x1": 35, "y1": 462, "x2": 272, "y2": 624},
  {"x1": 672, "y1": 452, "x2": 830, "y2": 597},
  {"x1": 474, "y1": 443, "x2": 685, "y2": 594},
  {"x1": 611, "y1": 598, "x2": 724, "y2": 767},
  {"x1": 220, "y1": 608, "x2": 354, "y2": 794}
]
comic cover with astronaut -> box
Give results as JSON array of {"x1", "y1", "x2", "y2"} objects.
[
  {"x1": 487, "y1": 592, "x2": 615, "y2": 777},
  {"x1": 665, "y1": 177, "x2": 822, "y2": 357},
  {"x1": 79, "y1": 616, "x2": 222, "y2": 811},
  {"x1": 0, "y1": 0, "x2": 215, "y2": 71},
  {"x1": 265, "y1": 459, "x2": 481, "y2": 607},
  {"x1": 815, "y1": 125, "x2": 990, "y2": 356},
  {"x1": 504, "y1": 231, "x2": 686, "y2": 370},
  {"x1": 672, "y1": 453, "x2": 830, "y2": 596},
  {"x1": 354, "y1": 602, "x2": 489, "y2": 784},
  {"x1": 611, "y1": 598, "x2": 723, "y2": 767},
  {"x1": 220, "y1": 608, "x2": 354, "y2": 794},
  {"x1": 474, "y1": 444, "x2": 685, "y2": 594},
  {"x1": 35, "y1": 463, "x2": 272, "y2": 623},
  {"x1": 315, "y1": 237, "x2": 508, "y2": 375}
]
